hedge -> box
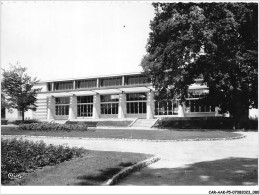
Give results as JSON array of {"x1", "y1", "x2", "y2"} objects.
[
  {"x1": 156, "y1": 117, "x2": 258, "y2": 130},
  {"x1": 1, "y1": 138, "x2": 85, "y2": 184},
  {"x1": 65, "y1": 120, "x2": 132, "y2": 127},
  {"x1": 18, "y1": 122, "x2": 89, "y2": 132},
  {"x1": 1, "y1": 119, "x2": 8, "y2": 125},
  {"x1": 8, "y1": 119, "x2": 41, "y2": 125}
]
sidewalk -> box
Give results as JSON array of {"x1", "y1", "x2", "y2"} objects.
[{"x1": 118, "y1": 132, "x2": 258, "y2": 185}]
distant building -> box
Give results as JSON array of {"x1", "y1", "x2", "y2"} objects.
[{"x1": 5, "y1": 72, "x2": 227, "y2": 121}]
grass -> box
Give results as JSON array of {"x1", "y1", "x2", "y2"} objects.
[
  {"x1": 4, "y1": 150, "x2": 152, "y2": 186},
  {"x1": 118, "y1": 157, "x2": 258, "y2": 186},
  {"x1": 1, "y1": 126, "x2": 243, "y2": 140}
]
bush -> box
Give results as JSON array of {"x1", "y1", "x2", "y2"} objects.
[
  {"x1": 8, "y1": 119, "x2": 41, "y2": 125},
  {"x1": 65, "y1": 120, "x2": 132, "y2": 127},
  {"x1": 1, "y1": 138, "x2": 85, "y2": 184},
  {"x1": 156, "y1": 117, "x2": 258, "y2": 130},
  {"x1": 18, "y1": 122, "x2": 88, "y2": 132},
  {"x1": 1, "y1": 119, "x2": 8, "y2": 125},
  {"x1": 66, "y1": 121, "x2": 98, "y2": 127}
]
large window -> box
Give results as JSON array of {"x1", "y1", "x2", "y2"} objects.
[
  {"x1": 54, "y1": 81, "x2": 73, "y2": 91},
  {"x1": 77, "y1": 96, "x2": 93, "y2": 117},
  {"x1": 100, "y1": 77, "x2": 122, "y2": 87},
  {"x1": 126, "y1": 93, "x2": 147, "y2": 114},
  {"x1": 100, "y1": 95, "x2": 119, "y2": 114},
  {"x1": 47, "y1": 83, "x2": 52, "y2": 91},
  {"x1": 125, "y1": 75, "x2": 149, "y2": 85},
  {"x1": 185, "y1": 99, "x2": 214, "y2": 113},
  {"x1": 185, "y1": 89, "x2": 214, "y2": 113},
  {"x1": 155, "y1": 100, "x2": 179, "y2": 115},
  {"x1": 76, "y1": 79, "x2": 97, "y2": 89},
  {"x1": 55, "y1": 97, "x2": 70, "y2": 115}
]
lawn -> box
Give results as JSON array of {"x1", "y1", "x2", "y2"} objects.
[
  {"x1": 118, "y1": 157, "x2": 258, "y2": 186},
  {"x1": 1, "y1": 126, "x2": 243, "y2": 141},
  {"x1": 5, "y1": 150, "x2": 152, "y2": 186}
]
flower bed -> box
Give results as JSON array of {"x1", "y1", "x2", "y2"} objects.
[
  {"x1": 1, "y1": 138, "x2": 85, "y2": 184},
  {"x1": 18, "y1": 122, "x2": 88, "y2": 131}
]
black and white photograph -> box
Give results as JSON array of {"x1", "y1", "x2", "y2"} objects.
[{"x1": 0, "y1": 1, "x2": 258, "y2": 194}]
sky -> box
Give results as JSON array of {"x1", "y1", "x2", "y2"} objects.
[{"x1": 1, "y1": 1, "x2": 155, "y2": 81}]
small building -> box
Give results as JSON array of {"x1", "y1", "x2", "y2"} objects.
[{"x1": 5, "y1": 72, "x2": 219, "y2": 121}]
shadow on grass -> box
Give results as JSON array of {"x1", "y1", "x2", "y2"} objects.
[
  {"x1": 73, "y1": 162, "x2": 135, "y2": 185},
  {"x1": 119, "y1": 158, "x2": 258, "y2": 186}
]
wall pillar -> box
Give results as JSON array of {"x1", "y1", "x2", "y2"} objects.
[
  {"x1": 178, "y1": 103, "x2": 185, "y2": 117},
  {"x1": 69, "y1": 95, "x2": 77, "y2": 120},
  {"x1": 146, "y1": 91, "x2": 155, "y2": 119},
  {"x1": 47, "y1": 96, "x2": 55, "y2": 120},
  {"x1": 93, "y1": 94, "x2": 100, "y2": 119},
  {"x1": 118, "y1": 93, "x2": 126, "y2": 118}
]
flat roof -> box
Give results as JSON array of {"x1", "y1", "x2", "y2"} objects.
[{"x1": 38, "y1": 71, "x2": 144, "y2": 84}]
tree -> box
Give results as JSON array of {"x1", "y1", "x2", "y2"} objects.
[
  {"x1": 1, "y1": 63, "x2": 41, "y2": 121},
  {"x1": 141, "y1": 3, "x2": 258, "y2": 128}
]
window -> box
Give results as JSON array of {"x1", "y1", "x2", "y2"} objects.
[
  {"x1": 101, "y1": 94, "x2": 119, "y2": 102},
  {"x1": 76, "y1": 79, "x2": 97, "y2": 89},
  {"x1": 55, "y1": 97, "x2": 70, "y2": 115},
  {"x1": 155, "y1": 100, "x2": 179, "y2": 115},
  {"x1": 125, "y1": 75, "x2": 149, "y2": 85},
  {"x1": 47, "y1": 83, "x2": 52, "y2": 91},
  {"x1": 77, "y1": 96, "x2": 93, "y2": 117},
  {"x1": 185, "y1": 89, "x2": 214, "y2": 113},
  {"x1": 100, "y1": 77, "x2": 122, "y2": 87},
  {"x1": 185, "y1": 99, "x2": 214, "y2": 113},
  {"x1": 126, "y1": 93, "x2": 147, "y2": 101},
  {"x1": 126, "y1": 93, "x2": 147, "y2": 114},
  {"x1": 54, "y1": 81, "x2": 73, "y2": 90},
  {"x1": 100, "y1": 95, "x2": 119, "y2": 114}
]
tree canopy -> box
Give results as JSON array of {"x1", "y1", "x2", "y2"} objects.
[
  {"x1": 141, "y1": 3, "x2": 258, "y2": 124},
  {"x1": 1, "y1": 63, "x2": 41, "y2": 121}
]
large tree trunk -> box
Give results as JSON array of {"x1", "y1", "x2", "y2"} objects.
[
  {"x1": 232, "y1": 91, "x2": 249, "y2": 129},
  {"x1": 22, "y1": 109, "x2": 25, "y2": 122}
]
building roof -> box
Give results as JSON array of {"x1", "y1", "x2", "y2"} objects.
[{"x1": 38, "y1": 71, "x2": 144, "y2": 84}]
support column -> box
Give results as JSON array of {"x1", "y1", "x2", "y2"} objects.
[
  {"x1": 93, "y1": 94, "x2": 100, "y2": 119},
  {"x1": 178, "y1": 103, "x2": 185, "y2": 117},
  {"x1": 118, "y1": 93, "x2": 126, "y2": 118},
  {"x1": 147, "y1": 91, "x2": 155, "y2": 119},
  {"x1": 47, "y1": 96, "x2": 55, "y2": 120},
  {"x1": 69, "y1": 95, "x2": 77, "y2": 120}
]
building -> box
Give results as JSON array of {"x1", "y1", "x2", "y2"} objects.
[{"x1": 5, "y1": 72, "x2": 218, "y2": 121}]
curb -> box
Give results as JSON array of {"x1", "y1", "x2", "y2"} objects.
[
  {"x1": 1, "y1": 134, "x2": 246, "y2": 142},
  {"x1": 102, "y1": 155, "x2": 161, "y2": 186}
]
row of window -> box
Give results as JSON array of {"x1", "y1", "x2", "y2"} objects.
[
  {"x1": 155, "y1": 99, "x2": 214, "y2": 116},
  {"x1": 47, "y1": 75, "x2": 149, "y2": 91},
  {"x1": 54, "y1": 94, "x2": 215, "y2": 116}
]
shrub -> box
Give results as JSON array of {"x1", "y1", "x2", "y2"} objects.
[
  {"x1": 156, "y1": 117, "x2": 258, "y2": 130},
  {"x1": 1, "y1": 119, "x2": 8, "y2": 125},
  {"x1": 1, "y1": 138, "x2": 85, "y2": 184},
  {"x1": 18, "y1": 122, "x2": 88, "y2": 132},
  {"x1": 8, "y1": 119, "x2": 41, "y2": 125},
  {"x1": 66, "y1": 121, "x2": 98, "y2": 127}
]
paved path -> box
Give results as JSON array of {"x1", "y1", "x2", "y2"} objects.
[{"x1": 2, "y1": 132, "x2": 258, "y2": 185}]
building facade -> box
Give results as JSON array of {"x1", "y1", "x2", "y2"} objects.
[{"x1": 5, "y1": 72, "x2": 218, "y2": 121}]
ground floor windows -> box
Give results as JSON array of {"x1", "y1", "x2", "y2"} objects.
[
  {"x1": 55, "y1": 97, "x2": 70, "y2": 115},
  {"x1": 155, "y1": 100, "x2": 179, "y2": 115},
  {"x1": 77, "y1": 96, "x2": 93, "y2": 117},
  {"x1": 185, "y1": 99, "x2": 214, "y2": 113},
  {"x1": 77, "y1": 104, "x2": 93, "y2": 117},
  {"x1": 100, "y1": 95, "x2": 119, "y2": 115},
  {"x1": 101, "y1": 103, "x2": 118, "y2": 114},
  {"x1": 126, "y1": 93, "x2": 147, "y2": 114},
  {"x1": 127, "y1": 102, "x2": 146, "y2": 114}
]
